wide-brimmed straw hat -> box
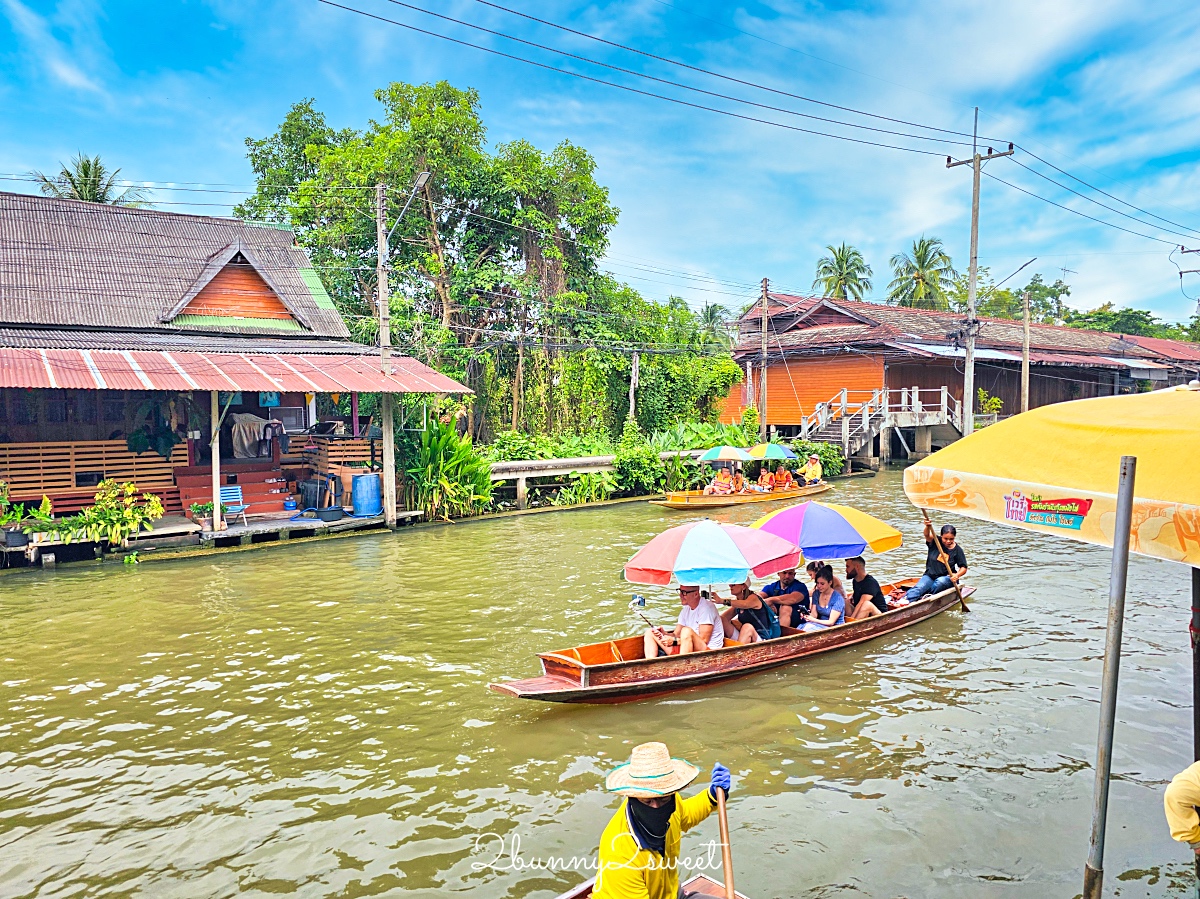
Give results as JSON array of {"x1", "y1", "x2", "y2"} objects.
[{"x1": 605, "y1": 741, "x2": 700, "y2": 798}]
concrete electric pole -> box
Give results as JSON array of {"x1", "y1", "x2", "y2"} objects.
[
  {"x1": 946, "y1": 108, "x2": 1013, "y2": 432},
  {"x1": 758, "y1": 277, "x2": 769, "y2": 440},
  {"x1": 376, "y1": 182, "x2": 397, "y2": 527}
]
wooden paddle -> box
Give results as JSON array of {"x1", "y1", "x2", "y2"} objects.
[
  {"x1": 716, "y1": 787, "x2": 735, "y2": 899},
  {"x1": 923, "y1": 510, "x2": 969, "y2": 612}
]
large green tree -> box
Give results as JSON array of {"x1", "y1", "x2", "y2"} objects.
[
  {"x1": 33, "y1": 154, "x2": 146, "y2": 206},
  {"x1": 887, "y1": 237, "x2": 956, "y2": 309},
  {"x1": 812, "y1": 242, "x2": 872, "y2": 301},
  {"x1": 948, "y1": 270, "x2": 1072, "y2": 324}
]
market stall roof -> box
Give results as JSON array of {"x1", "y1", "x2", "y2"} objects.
[{"x1": 0, "y1": 346, "x2": 469, "y2": 394}]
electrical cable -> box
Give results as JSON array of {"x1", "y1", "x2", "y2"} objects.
[{"x1": 312, "y1": 0, "x2": 948, "y2": 157}]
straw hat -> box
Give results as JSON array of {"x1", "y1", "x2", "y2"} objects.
[
  {"x1": 808, "y1": 453, "x2": 819, "y2": 461},
  {"x1": 605, "y1": 742, "x2": 700, "y2": 798}
]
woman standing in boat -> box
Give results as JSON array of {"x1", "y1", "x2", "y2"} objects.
[
  {"x1": 592, "y1": 742, "x2": 731, "y2": 899},
  {"x1": 801, "y1": 564, "x2": 847, "y2": 632}
]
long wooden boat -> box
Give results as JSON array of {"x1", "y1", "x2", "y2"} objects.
[
  {"x1": 489, "y1": 580, "x2": 973, "y2": 703},
  {"x1": 650, "y1": 481, "x2": 831, "y2": 510},
  {"x1": 556, "y1": 873, "x2": 748, "y2": 898}
]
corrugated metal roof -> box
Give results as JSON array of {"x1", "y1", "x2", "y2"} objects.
[
  {"x1": 0, "y1": 191, "x2": 349, "y2": 339},
  {"x1": 0, "y1": 347, "x2": 469, "y2": 393},
  {"x1": 0, "y1": 327, "x2": 367, "y2": 354},
  {"x1": 894, "y1": 342, "x2": 1022, "y2": 361}
]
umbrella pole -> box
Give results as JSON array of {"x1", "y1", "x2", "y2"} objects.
[
  {"x1": 1192, "y1": 565, "x2": 1200, "y2": 898},
  {"x1": 1083, "y1": 455, "x2": 1137, "y2": 899}
]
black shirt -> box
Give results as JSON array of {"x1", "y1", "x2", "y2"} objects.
[
  {"x1": 852, "y1": 574, "x2": 888, "y2": 613},
  {"x1": 924, "y1": 538, "x2": 967, "y2": 579},
  {"x1": 734, "y1": 596, "x2": 781, "y2": 640}
]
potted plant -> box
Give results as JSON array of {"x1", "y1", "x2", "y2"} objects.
[{"x1": 188, "y1": 501, "x2": 227, "y2": 530}]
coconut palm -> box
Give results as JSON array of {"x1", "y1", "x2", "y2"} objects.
[
  {"x1": 698, "y1": 302, "x2": 732, "y2": 347},
  {"x1": 812, "y1": 243, "x2": 873, "y2": 301},
  {"x1": 32, "y1": 154, "x2": 147, "y2": 206},
  {"x1": 887, "y1": 237, "x2": 956, "y2": 309}
]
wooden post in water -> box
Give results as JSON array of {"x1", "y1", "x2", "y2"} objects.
[
  {"x1": 1083, "y1": 455, "x2": 1136, "y2": 899},
  {"x1": 210, "y1": 390, "x2": 223, "y2": 532}
]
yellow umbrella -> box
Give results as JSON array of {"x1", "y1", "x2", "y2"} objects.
[
  {"x1": 902, "y1": 382, "x2": 1200, "y2": 898},
  {"x1": 904, "y1": 384, "x2": 1200, "y2": 565}
]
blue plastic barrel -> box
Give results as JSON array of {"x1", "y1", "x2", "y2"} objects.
[{"x1": 352, "y1": 473, "x2": 383, "y2": 516}]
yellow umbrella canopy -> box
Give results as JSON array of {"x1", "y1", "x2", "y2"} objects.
[{"x1": 903, "y1": 383, "x2": 1200, "y2": 566}]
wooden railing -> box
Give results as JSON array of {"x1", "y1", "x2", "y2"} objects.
[
  {"x1": 0, "y1": 440, "x2": 188, "y2": 500},
  {"x1": 292, "y1": 436, "x2": 381, "y2": 472}
]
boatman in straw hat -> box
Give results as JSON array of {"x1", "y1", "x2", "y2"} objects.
[{"x1": 592, "y1": 741, "x2": 731, "y2": 899}]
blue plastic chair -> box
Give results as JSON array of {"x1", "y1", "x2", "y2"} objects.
[{"x1": 219, "y1": 485, "x2": 249, "y2": 526}]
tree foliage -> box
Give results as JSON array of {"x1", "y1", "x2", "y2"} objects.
[
  {"x1": 813, "y1": 243, "x2": 873, "y2": 301},
  {"x1": 887, "y1": 237, "x2": 956, "y2": 309},
  {"x1": 33, "y1": 154, "x2": 146, "y2": 206},
  {"x1": 948, "y1": 269, "x2": 1072, "y2": 324},
  {"x1": 236, "y1": 81, "x2": 740, "y2": 448}
]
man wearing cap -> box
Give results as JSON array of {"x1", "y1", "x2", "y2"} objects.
[
  {"x1": 802, "y1": 453, "x2": 823, "y2": 485},
  {"x1": 593, "y1": 742, "x2": 732, "y2": 899}
]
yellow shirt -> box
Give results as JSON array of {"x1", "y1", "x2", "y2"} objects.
[
  {"x1": 592, "y1": 792, "x2": 716, "y2": 899},
  {"x1": 803, "y1": 460, "x2": 823, "y2": 482},
  {"x1": 1165, "y1": 761, "x2": 1200, "y2": 845}
]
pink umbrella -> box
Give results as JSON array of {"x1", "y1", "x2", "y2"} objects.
[{"x1": 624, "y1": 519, "x2": 802, "y2": 586}]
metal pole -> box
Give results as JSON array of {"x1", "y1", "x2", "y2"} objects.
[
  {"x1": 1083, "y1": 455, "x2": 1137, "y2": 899},
  {"x1": 1021, "y1": 290, "x2": 1031, "y2": 413},
  {"x1": 759, "y1": 277, "x2": 768, "y2": 440},
  {"x1": 1192, "y1": 566, "x2": 1200, "y2": 898},
  {"x1": 377, "y1": 183, "x2": 397, "y2": 527}
]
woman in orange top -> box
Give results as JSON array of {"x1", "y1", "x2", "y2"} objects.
[
  {"x1": 772, "y1": 464, "x2": 794, "y2": 490},
  {"x1": 756, "y1": 466, "x2": 774, "y2": 491}
]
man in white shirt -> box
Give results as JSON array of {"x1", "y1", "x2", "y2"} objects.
[{"x1": 643, "y1": 584, "x2": 725, "y2": 658}]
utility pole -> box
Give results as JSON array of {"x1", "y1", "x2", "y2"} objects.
[
  {"x1": 1021, "y1": 290, "x2": 1031, "y2": 413},
  {"x1": 1181, "y1": 246, "x2": 1200, "y2": 315},
  {"x1": 947, "y1": 108, "x2": 1013, "y2": 432},
  {"x1": 758, "y1": 277, "x2": 769, "y2": 440},
  {"x1": 376, "y1": 182, "x2": 397, "y2": 527}
]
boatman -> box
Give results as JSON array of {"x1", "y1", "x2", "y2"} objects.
[
  {"x1": 904, "y1": 520, "x2": 968, "y2": 602},
  {"x1": 1164, "y1": 760, "x2": 1200, "y2": 855},
  {"x1": 592, "y1": 741, "x2": 732, "y2": 899},
  {"x1": 802, "y1": 453, "x2": 823, "y2": 485}
]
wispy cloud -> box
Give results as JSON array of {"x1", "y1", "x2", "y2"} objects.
[{"x1": 0, "y1": 0, "x2": 104, "y2": 93}]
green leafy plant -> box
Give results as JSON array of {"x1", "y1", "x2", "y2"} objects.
[
  {"x1": 188, "y1": 501, "x2": 228, "y2": 519},
  {"x1": 613, "y1": 418, "x2": 665, "y2": 495},
  {"x1": 740, "y1": 406, "x2": 759, "y2": 438},
  {"x1": 663, "y1": 453, "x2": 712, "y2": 492},
  {"x1": 553, "y1": 470, "x2": 616, "y2": 506},
  {"x1": 123, "y1": 551, "x2": 140, "y2": 565},
  {"x1": 482, "y1": 430, "x2": 556, "y2": 462},
  {"x1": 977, "y1": 388, "x2": 1004, "y2": 415},
  {"x1": 29, "y1": 480, "x2": 164, "y2": 546},
  {"x1": 405, "y1": 418, "x2": 494, "y2": 520},
  {"x1": 126, "y1": 395, "x2": 204, "y2": 460}
]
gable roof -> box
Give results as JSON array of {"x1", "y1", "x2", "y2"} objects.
[
  {"x1": 0, "y1": 191, "x2": 348, "y2": 340},
  {"x1": 736, "y1": 293, "x2": 1189, "y2": 363}
]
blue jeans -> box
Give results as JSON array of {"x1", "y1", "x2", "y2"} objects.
[{"x1": 905, "y1": 574, "x2": 954, "y2": 601}]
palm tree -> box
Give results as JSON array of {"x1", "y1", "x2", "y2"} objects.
[
  {"x1": 887, "y1": 237, "x2": 956, "y2": 309},
  {"x1": 32, "y1": 154, "x2": 147, "y2": 206},
  {"x1": 698, "y1": 302, "x2": 732, "y2": 347},
  {"x1": 812, "y1": 243, "x2": 873, "y2": 300}
]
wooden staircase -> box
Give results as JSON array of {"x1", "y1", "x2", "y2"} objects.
[{"x1": 175, "y1": 461, "x2": 293, "y2": 518}]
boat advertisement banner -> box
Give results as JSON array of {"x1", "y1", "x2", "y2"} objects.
[
  {"x1": 903, "y1": 465, "x2": 1200, "y2": 566},
  {"x1": 1003, "y1": 491, "x2": 1094, "y2": 530}
]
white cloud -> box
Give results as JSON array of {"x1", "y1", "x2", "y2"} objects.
[{"x1": 0, "y1": 0, "x2": 104, "y2": 93}]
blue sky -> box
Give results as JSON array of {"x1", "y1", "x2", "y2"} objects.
[{"x1": 3, "y1": 0, "x2": 1199, "y2": 322}]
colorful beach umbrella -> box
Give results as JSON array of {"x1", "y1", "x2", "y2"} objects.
[
  {"x1": 697, "y1": 445, "x2": 753, "y2": 463},
  {"x1": 747, "y1": 443, "x2": 798, "y2": 460},
  {"x1": 624, "y1": 519, "x2": 801, "y2": 586},
  {"x1": 753, "y1": 501, "x2": 904, "y2": 559}
]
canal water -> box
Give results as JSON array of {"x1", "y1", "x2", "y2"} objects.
[{"x1": 0, "y1": 470, "x2": 1193, "y2": 897}]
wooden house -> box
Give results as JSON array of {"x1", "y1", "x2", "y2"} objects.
[
  {"x1": 720, "y1": 293, "x2": 1198, "y2": 458},
  {"x1": 0, "y1": 191, "x2": 466, "y2": 536}
]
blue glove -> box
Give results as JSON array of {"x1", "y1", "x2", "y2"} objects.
[{"x1": 708, "y1": 763, "x2": 731, "y2": 801}]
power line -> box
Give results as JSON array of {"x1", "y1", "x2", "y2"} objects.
[{"x1": 313, "y1": 0, "x2": 947, "y2": 157}]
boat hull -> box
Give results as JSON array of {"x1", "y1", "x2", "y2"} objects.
[
  {"x1": 650, "y1": 481, "x2": 831, "y2": 510},
  {"x1": 489, "y1": 582, "x2": 971, "y2": 703},
  {"x1": 555, "y1": 873, "x2": 748, "y2": 898}
]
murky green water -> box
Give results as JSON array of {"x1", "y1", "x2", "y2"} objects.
[{"x1": 1, "y1": 470, "x2": 1193, "y2": 897}]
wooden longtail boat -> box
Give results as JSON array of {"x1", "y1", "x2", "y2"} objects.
[
  {"x1": 555, "y1": 873, "x2": 748, "y2": 898},
  {"x1": 489, "y1": 580, "x2": 973, "y2": 704},
  {"x1": 650, "y1": 481, "x2": 831, "y2": 510}
]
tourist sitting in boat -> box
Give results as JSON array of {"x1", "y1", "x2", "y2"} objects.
[
  {"x1": 904, "y1": 521, "x2": 968, "y2": 602},
  {"x1": 801, "y1": 564, "x2": 847, "y2": 631},
  {"x1": 772, "y1": 463, "x2": 795, "y2": 490},
  {"x1": 755, "y1": 465, "x2": 775, "y2": 491},
  {"x1": 716, "y1": 578, "x2": 781, "y2": 643},
  {"x1": 806, "y1": 559, "x2": 844, "y2": 597},
  {"x1": 642, "y1": 584, "x2": 725, "y2": 658},
  {"x1": 802, "y1": 453, "x2": 823, "y2": 485},
  {"x1": 730, "y1": 466, "x2": 749, "y2": 493},
  {"x1": 592, "y1": 741, "x2": 731, "y2": 899},
  {"x1": 702, "y1": 466, "x2": 734, "y2": 495},
  {"x1": 846, "y1": 556, "x2": 888, "y2": 619},
  {"x1": 757, "y1": 567, "x2": 809, "y2": 628}
]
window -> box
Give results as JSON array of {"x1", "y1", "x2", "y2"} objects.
[
  {"x1": 45, "y1": 392, "x2": 67, "y2": 423},
  {"x1": 11, "y1": 391, "x2": 37, "y2": 424},
  {"x1": 103, "y1": 393, "x2": 125, "y2": 423},
  {"x1": 75, "y1": 391, "x2": 97, "y2": 423}
]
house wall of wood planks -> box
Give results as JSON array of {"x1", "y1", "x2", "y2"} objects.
[
  {"x1": 717, "y1": 356, "x2": 886, "y2": 425},
  {"x1": 182, "y1": 262, "x2": 294, "y2": 320}
]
